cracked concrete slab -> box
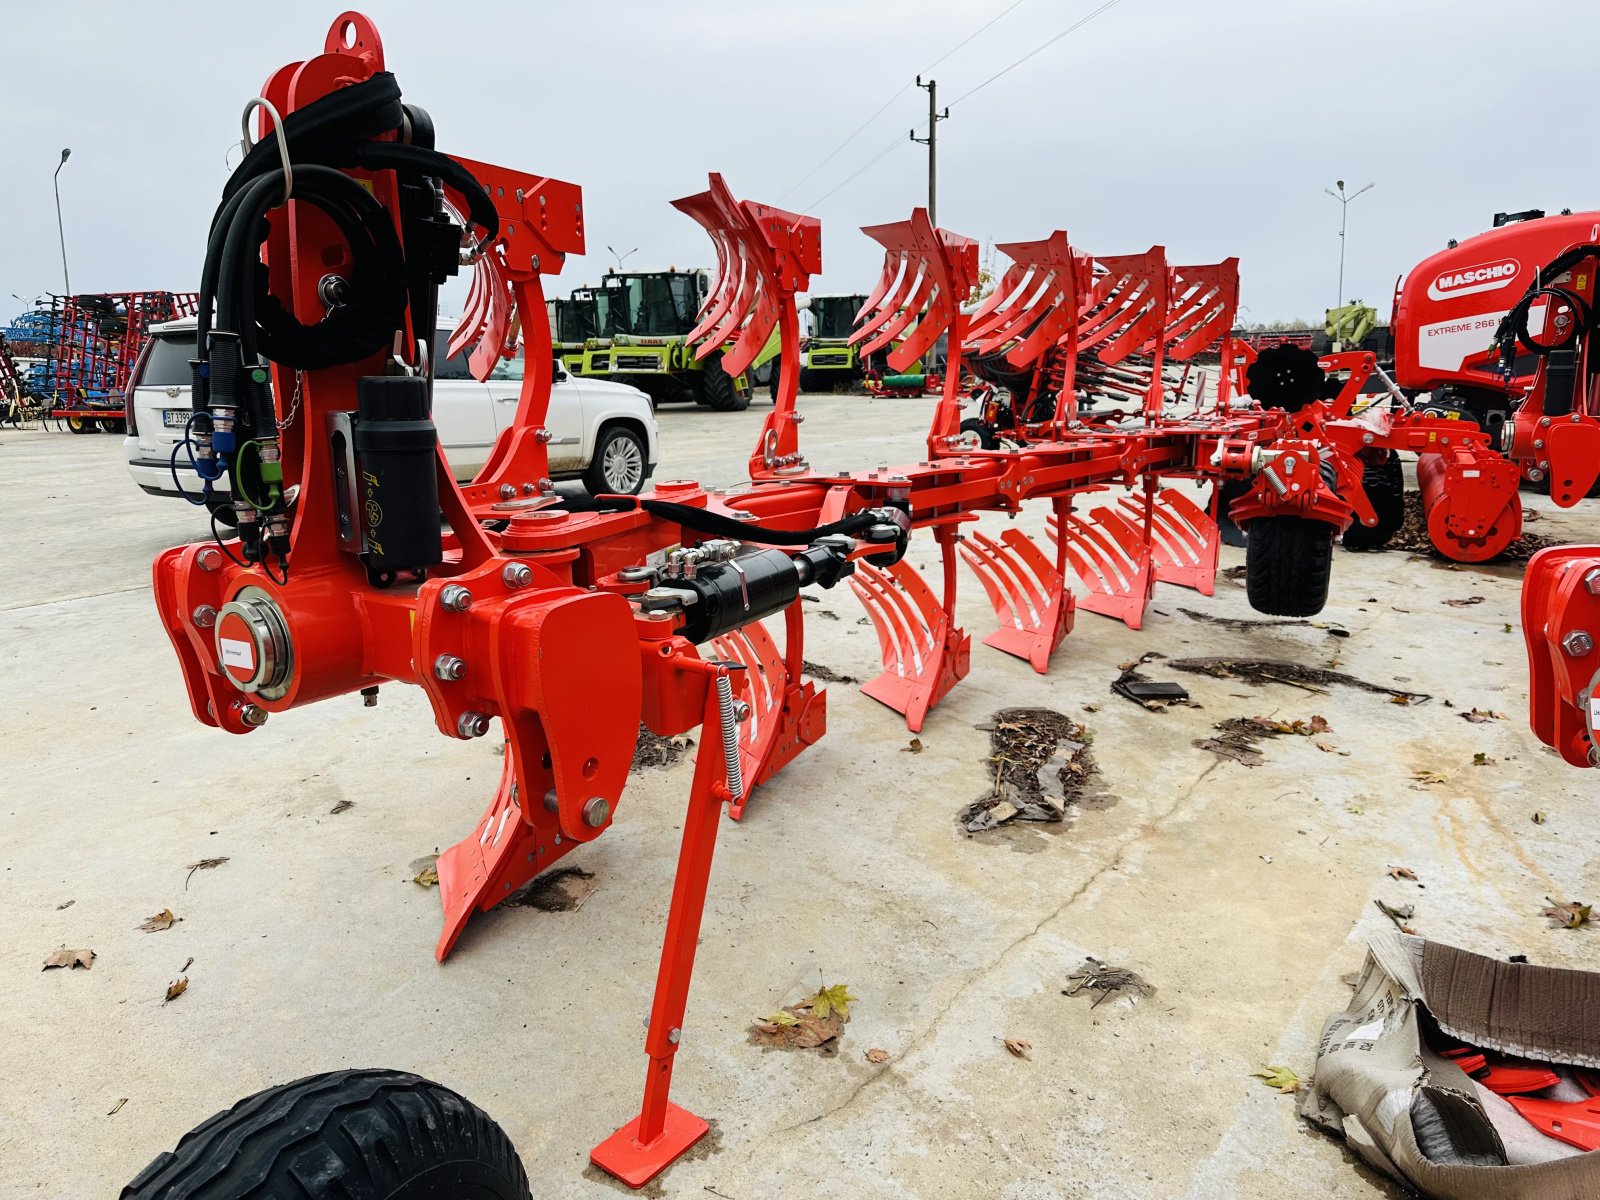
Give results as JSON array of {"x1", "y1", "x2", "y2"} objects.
[{"x1": 2, "y1": 397, "x2": 1595, "y2": 1199}]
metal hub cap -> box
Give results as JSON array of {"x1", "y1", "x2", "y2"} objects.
[
  {"x1": 603, "y1": 435, "x2": 643, "y2": 493},
  {"x1": 215, "y1": 586, "x2": 293, "y2": 700}
]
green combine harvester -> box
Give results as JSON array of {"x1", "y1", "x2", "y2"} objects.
[{"x1": 549, "y1": 269, "x2": 774, "y2": 410}]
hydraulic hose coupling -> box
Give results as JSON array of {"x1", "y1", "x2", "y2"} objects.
[
  {"x1": 207, "y1": 330, "x2": 243, "y2": 462},
  {"x1": 714, "y1": 672, "x2": 743, "y2": 799}
]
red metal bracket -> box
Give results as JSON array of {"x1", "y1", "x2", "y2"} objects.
[
  {"x1": 957, "y1": 521, "x2": 1074, "y2": 673},
  {"x1": 1523, "y1": 546, "x2": 1600, "y2": 767}
]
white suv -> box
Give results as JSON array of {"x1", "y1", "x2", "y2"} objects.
[{"x1": 124, "y1": 318, "x2": 659, "y2": 515}]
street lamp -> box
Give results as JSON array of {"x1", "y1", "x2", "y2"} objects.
[
  {"x1": 53, "y1": 148, "x2": 72, "y2": 297},
  {"x1": 1323, "y1": 178, "x2": 1373, "y2": 311},
  {"x1": 607, "y1": 245, "x2": 637, "y2": 272}
]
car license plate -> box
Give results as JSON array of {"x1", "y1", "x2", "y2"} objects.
[{"x1": 162, "y1": 410, "x2": 190, "y2": 429}]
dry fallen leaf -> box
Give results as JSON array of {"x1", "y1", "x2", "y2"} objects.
[
  {"x1": 184, "y1": 857, "x2": 230, "y2": 889},
  {"x1": 1473, "y1": 752, "x2": 1494, "y2": 767},
  {"x1": 866, "y1": 1048, "x2": 890, "y2": 1064},
  {"x1": 1542, "y1": 899, "x2": 1593, "y2": 930},
  {"x1": 1314, "y1": 741, "x2": 1335, "y2": 753},
  {"x1": 1004, "y1": 1038, "x2": 1032, "y2": 1060},
  {"x1": 750, "y1": 982, "x2": 857, "y2": 1051},
  {"x1": 411, "y1": 854, "x2": 440, "y2": 888},
  {"x1": 806, "y1": 983, "x2": 858, "y2": 1021},
  {"x1": 42, "y1": 948, "x2": 95, "y2": 971},
  {"x1": 1442, "y1": 596, "x2": 1485, "y2": 608},
  {"x1": 902, "y1": 737, "x2": 923, "y2": 754},
  {"x1": 762, "y1": 1010, "x2": 800, "y2": 1027},
  {"x1": 137, "y1": 909, "x2": 178, "y2": 933},
  {"x1": 1411, "y1": 769, "x2": 1451, "y2": 786},
  {"x1": 329, "y1": 799, "x2": 354, "y2": 815},
  {"x1": 1387, "y1": 866, "x2": 1418, "y2": 881},
  {"x1": 1252, "y1": 1066, "x2": 1300, "y2": 1094},
  {"x1": 1461, "y1": 708, "x2": 1506, "y2": 724},
  {"x1": 164, "y1": 976, "x2": 189, "y2": 1003}
]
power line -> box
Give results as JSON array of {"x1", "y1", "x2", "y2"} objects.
[
  {"x1": 799, "y1": 0, "x2": 1128, "y2": 214},
  {"x1": 776, "y1": 0, "x2": 1033, "y2": 205},
  {"x1": 946, "y1": 0, "x2": 1125, "y2": 108}
]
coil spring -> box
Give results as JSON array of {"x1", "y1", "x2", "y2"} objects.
[{"x1": 715, "y1": 672, "x2": 743, "y2": 798}]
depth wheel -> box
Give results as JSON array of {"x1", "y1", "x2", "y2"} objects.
[
  {"x1": 955, "y1": 417, "x2": 999, "y2": 450},
  {"x1": 1245, "y1": 515, "x2": 1334, "y2": 617},
  {"x1": 1341, "y1": 451, "x2": 1404, "y2": 551},
  {"x1": 66, "y1": 414, "x2": 94, "y2": 434},
  {"x1": 122, "y1": 1068, "x2": 530, "y2": 1200}
]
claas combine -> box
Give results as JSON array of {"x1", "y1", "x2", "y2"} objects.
[{"x1": 126, "y1": 13, "x2": 1593, "y2": 1197}]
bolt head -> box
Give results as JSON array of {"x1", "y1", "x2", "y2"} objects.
[
  {"x1": 1562, "y1": 630, "x2": 1594, "y2": 658},
  {"x1": 543, "y1": 788, "x2": 560, "y2": 813},
  {"x1": 457, "y1": 711, "x2": 492, "y2": 738},
  {"x1": 1584, "y1": 568, "x2": 1600, "y2": 597},
  {"x1": 499, "y1": 483, "x2": 516, "y2": 499},
  {"x1": 238, "y1": 703, "x2": 268, "y2": 728},
  {"x1": 433, "y1": 654, "x2": 466, "y2": 681},
  {"x1": 582, "y1": 796, "x2": 611, "y2": 827},
  {"x1": 196, "y1": 547, "x2": 221, "y2": 572},
  {"x1": 732, "y1": 700, "x2": 752, "y2": 723},
  {"x1": 440, "y1": 584, "x2": 473, "y2": 612},
  {"x1": 502, "y1": 562, "x2": 534, "y2": 589},
  {"x1": 192, "y1": 604, "x2": 218, "y2": 629}
]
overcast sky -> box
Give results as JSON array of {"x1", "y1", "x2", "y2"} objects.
[{"x1": 2, "y1": 0, "x2": 1594, "y2": 324}]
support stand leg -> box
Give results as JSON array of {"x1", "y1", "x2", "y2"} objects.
[{"x1": 591, "y1": 667, "x2": 732, "y2": 1188}]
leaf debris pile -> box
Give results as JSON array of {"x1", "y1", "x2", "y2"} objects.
[
  {"x1": 1062, "y1": 957, "x2": 1155, "y2": 1008},
  {"x1": 502, "y1": 866, "x2": 598, "y2": 912},
  {"x1": 802, "y1": 660, "x2": 859, "y2": 685},
  {"x1": 1389, "y1": 490, "x2": 1567, "y2": 562},
  {"x1": 632, "y1": 723, "x2": 693, "y2": 771},
  {"x1": 1178, "y1": 608, "x2": 1310, "y2": 631},
  {"x1": 750, "y1": 983, "x2": 858, "y2": 1053},
  {"x1": 1167, "y1": 657, "x2": 1429, "y2": 704},
  {"x1": 1193, "y1": 714, "x2": 1330, "y2": 767},
  {"x1": 959, "y1": 707, "x2": 1096, "y2": 832}
]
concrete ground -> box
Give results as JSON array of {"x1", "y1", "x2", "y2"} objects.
[{"x1": 2, "y1": 398, "x2": 1596, "y2": 1200}]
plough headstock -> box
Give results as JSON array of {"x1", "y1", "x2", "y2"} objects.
[{"x1": 670, "y1": 173, "x2": 820, "y2": 477}]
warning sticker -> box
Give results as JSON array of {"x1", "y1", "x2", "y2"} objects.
[{"x1": 220, "y1": 638, "x2": 255, "y2": 670}]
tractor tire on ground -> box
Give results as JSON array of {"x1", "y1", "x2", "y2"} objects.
[
  {"x1": 1215, "y1": 479, "x2": 1252, "y2": 548},
  {"x1": 1245, "y1": 515, "x2": 1334, "y2": 617},
  {"x1": 955, "y1": 417, "x2": 999, "y2": 450},
  {"x1": 122, "y1": 1068, "x2": 530, "y2": 1200},
  {"x1": 698, "y1": 352, "x2": 748, "y2": 412},
  {"x1": 768, "y1": 357, "x2": 782, "y2": 401},
  {"x1": 1341, "y1": 451, "x2": 1404, "y2": 551},
  {"x1": 584, "y1": 424, "x2": 649, "y2": 496},
  {"x1": 66, "y1": 414, "x2": 94, "y2": 434}
]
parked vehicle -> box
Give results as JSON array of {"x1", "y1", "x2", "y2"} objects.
[{"x1": 124, "y1": 318, "x2": 660, "y2": 520}]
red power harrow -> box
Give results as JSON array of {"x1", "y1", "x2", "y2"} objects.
[{"x1": 140, "y1": 13, "x2": 1481, "y2": 1192}]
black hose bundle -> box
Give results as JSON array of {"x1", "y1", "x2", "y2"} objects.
[
  {"x1": 556, "y1": 494, "x2": 902, "y2": 546},
  {"x1": 1493, "y1": 243, "x2": 1600, "y2": 360}
]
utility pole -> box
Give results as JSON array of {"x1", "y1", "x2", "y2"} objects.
[
  {"x1": 53, "y1": 148, "x2": 72, "y2": 296},
  {"x1": 910, "y1": 77, "x2": 950, "y2": 226},
  {"x1": 1323, "y1": 178, "x2": 1373, "y2": 310}
]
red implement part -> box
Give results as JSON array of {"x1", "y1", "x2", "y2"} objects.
[
  {"x1": 1416, "y1": 445, "x2": 1522, "y2": 563},
  {"x1": 964, "y1": 232, "x2": 1080, "y2": 430},
  {"x1": 670, "y1": 174, "x2": 820, "y2": 479},
  {"x1": 710, "y1": 605, "x2": 825, "y2": 821},
  {"x1": 850, "y1": 208, "x2": 979, "y2": 457},
  {"x1": 1078, "y1": 248, "x2": 1169, "y2": 418},
  {"x1": 850, "y1": 529, "x2": 971, "y2": 732},
  {"x1": 1522, "y1": 545, "x2": 1600, "y2": 767},
  {"x1": 1049, "y1": 501, "x2": 1156, "y2": 630},
  {"x1": 1507, "y1": 1095, "x2": 1600, "y2": 1152},
  {"x1": 1481, "y1": 1064, "x2": 1562, "y2": 1095},
  {"x1": 957, "y1": 518, "x2": 1074, "y2": 673}
]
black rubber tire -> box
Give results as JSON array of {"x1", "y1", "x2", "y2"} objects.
[
  {"x1": 122, "y1": 1068, "x2": 530, "y2": 1200},
  {"x1": 956, "y1": 417, "x2": 999, "y2": 450},
  {"x1": 1245, "y1": 515, "x2": 1334, "y2": 617},
  {"x1": 102, "y1": 416, "x2": 128, "y2": 434},
  {"x1": 698, "y1": 352, "x2": 747, "y2": 412},
  {"x1": 1341, "y1": 451, "x2": 1404, "y2": 552},
  {"x1": 66, "y1": 414, "x2": 94, "y2": 434},
  {"x1": 583, "y1": 424, "x2": 649, "y2": 496}
]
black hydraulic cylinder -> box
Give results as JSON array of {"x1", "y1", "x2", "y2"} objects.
[{"x1": 353, "y1": 375, "x2": 443, "y2": 574}]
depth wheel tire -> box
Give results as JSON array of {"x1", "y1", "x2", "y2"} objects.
[
  {"x1": 955, "y1": 417, "x2": 999, "y2": 450},
  {"x1": 1215, "y1": 479, "x2": 1251, "y2": 548},
  {"x1": 66, "y1": 414, "x2": 94, "y2": 434},
  {"x1": 1245, "y1": 515, "x2": 1334, "y2": 617},
  {"x1": 584, "y1": 425, "x2": 649, "y2": 496},
  {"x1": 1341, "y1": 451, "x2": 1404, "y2": 551},
  {"x1": 698, "y1": 352, "x2": 747, "y2": 412},
  {"x1": 122, "y1": 1068, "x2": 530, "y2": 1200}
]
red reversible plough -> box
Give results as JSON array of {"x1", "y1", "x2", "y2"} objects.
[{"x1": 127, "y1": 13, "x2": 1568, "y2": 1198}]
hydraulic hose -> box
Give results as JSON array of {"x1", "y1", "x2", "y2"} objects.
[{"x1": 553, "y1": 494, "x2": 908, "y2": 547}]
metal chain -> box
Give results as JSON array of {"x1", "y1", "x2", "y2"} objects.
[{"x1": 278, "y1": 371, "x2": 303, "y2": 432}]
